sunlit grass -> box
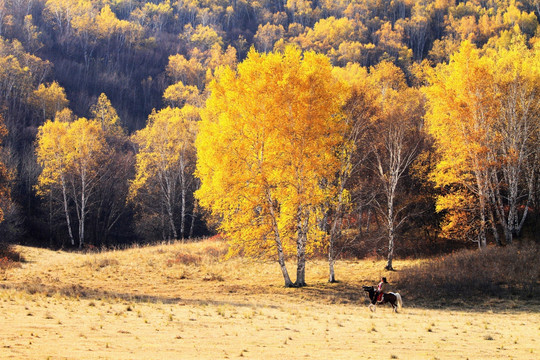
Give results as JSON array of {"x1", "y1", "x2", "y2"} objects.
[{"x1": 0, "y1": 239, "x2": 538, "y2": 359}]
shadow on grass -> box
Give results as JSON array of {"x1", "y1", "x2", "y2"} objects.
[
  {"x1": 295, "y1": 282, "x2": 540, "y2": 314},
  {"x1": 0, "y1": 282, "x2": 282, "y2": 309},
  {"x1": 1, "y1": 277, "x2": 538, "y2": 313}
]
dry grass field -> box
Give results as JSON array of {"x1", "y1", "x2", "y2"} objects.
[{"x1": 1, "y1": 239, "x2": 539, "y2": 359}]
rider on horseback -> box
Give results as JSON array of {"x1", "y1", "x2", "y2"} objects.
[{"x1": 376, "y1": 277, "x2": 388, "y2": 303}]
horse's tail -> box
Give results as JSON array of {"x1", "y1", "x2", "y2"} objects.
[{"x1": 395, "y1": 293, "x2": 403, "y2": 311}]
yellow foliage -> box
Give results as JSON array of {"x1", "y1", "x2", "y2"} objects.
[
  {"x1": 163, "y1": 81, "x2": 201, "y2": 108},
  {"x1": 129, "y1": 106, "x2": 197, "y2": 202},
  {"x1": 36, "y1": 114, "x2": 108, "y2": 197},
  {"x1": 424, "y1": 35, "x2": 540, "y2": 241},
  {"x1": 32, "y1": 81, "x2": 68, "y2": 120},
  {"x1": 189, "y1": 24, "x2": 223, "y2": 51},
  {"x1": 90, "y1": 93, "x2": 124, "y2": 137},
  {"x1": 196, "y1": 45, "x2": 347, "y2": 259},
  {"x1": 424, "y1": 41, "x2": 496, "y2": 186}
]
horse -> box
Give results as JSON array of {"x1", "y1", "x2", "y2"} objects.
[{"x1": 362, "y1": 285, "x2": 403, "y2": 313}]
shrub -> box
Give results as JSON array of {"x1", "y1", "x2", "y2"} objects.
[
  {"x1": 199, "y1": 245, "x2": 228, "y2": 259},
  {"x1": 0, "y1": 243, "x2": 23, "y2": 262},
  {"x1": 207, "y1": 234, "x2": 225, "y2": 242},
  {"x1": 167, "y1": 252, "x2": 201, "y2": 266},
  {"x1": 0, "y1": 244, "x2": 23, "y2": 276},
  {"x1": 0, "y1": 256, "x2": 21, "y2": 276}
]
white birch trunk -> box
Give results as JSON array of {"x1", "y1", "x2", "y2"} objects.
[{"x1": 61, "y1": 176, "x2": 75, "y2": 246}]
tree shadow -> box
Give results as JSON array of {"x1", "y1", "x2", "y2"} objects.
[{"x1": 0, "y1": 282, "x2": 282, "y2": 309}]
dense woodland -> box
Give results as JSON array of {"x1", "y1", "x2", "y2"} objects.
[{"x1": 0, "y1": 1, "x2": 539, "y2": 275}]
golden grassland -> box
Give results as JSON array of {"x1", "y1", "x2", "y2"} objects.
[{"x1": 1, "y1": 239, "x2": 539, "y2": 359}]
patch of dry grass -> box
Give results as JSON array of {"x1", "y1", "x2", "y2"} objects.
[
  {"x1": 0, "y1": 238, "x2": 539, "y2": 359},
  {"x1": 397, "y1": 242, "x2": 540, "y2": 302}
]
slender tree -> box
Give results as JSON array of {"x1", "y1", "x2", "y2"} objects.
[{"x1": 366, "y1": 61, "x2": 424, "y2": 270}]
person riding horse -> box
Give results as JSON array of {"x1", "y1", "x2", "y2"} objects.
[
  {"x1": 375, "y1": 277, "x2": 388, "y2": 303},
  {"x1": 362, "y1": 282, "x2": 402, "y2": 312}
]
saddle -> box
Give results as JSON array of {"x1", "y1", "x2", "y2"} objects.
[{"x1": 376, "y1": 292, "x2": 384, "y2": 303}]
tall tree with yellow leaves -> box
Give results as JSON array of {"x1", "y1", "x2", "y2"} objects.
[
  {"x1": 368, "y1": 61, "x2": 424, "y2": 270},
  {"x1": 475, "y1": 33, "x2": 540, "y2": 245},
  {"x1": 36, "y1": 113, "x2": 109, "y2": 248},
  {"x1": 487, "y1": 37, "x2": 540, "y2": 243},
  {"x1": 36, "y1": 116, "x2": 74, "y2": 246},
  {"x1": 129, "y1": 106, "x2": 197, "y2": 241},
  {"x1": 196, "y1": 46, "x2": 346, "y2": 287},
  {"x1": 425, "y1": 36, "x2": 540, "y2": 247},
  {"x1": 424, "y1": 41, "x2": 500, "y2": 248}
]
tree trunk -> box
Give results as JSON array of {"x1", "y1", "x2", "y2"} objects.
[
  {"x1": 166, "y1": 197, "x2": 178, "y2": 240},
  {"x1": 385, "y1": 186, "x2": 395, "y2": 271},
  {"x1": 61, "y1": 177, "x2": 75, "y2": 247},
  {"x1": 160, "y1": 201, "x2": 166, "y2": 241},
  {"x1": 180, "y1": 180, "x2": 186, "y2": 239},
  {"x1": 267, "y1": 191, "x2": 293, "y2": 287},
  {"x1": 49, "y1": 191, "x2": 53, "y2": 248},
  {"x1": 79, "y1": 177, "x2": 86, "y2": 249},
  {"x1": 478, "y1": 196, "x2": 488, "y2": 249},
  {"x1": 277, "y1": 237, "x2": 293, "y2": 287},
  {"x1": 328, "y1": 254, "x2": 336, "y2": 283},
  {"x1": 189, "y1": 213, "x2": 195, "y2": 239},
  {"x1": 386, "y1": 228, "x2": 394, "y2": 271},
  {"x1": 295, "y1": 210, "x2": 308, "y2": 287},
  {"x1": 328, "y1": 190, "x2": 344, "y2": 283},
  {"x1": 488, "y1": 206, "x2": 501, "y2": 246},
  {"x1": 475, "y1": 169, "x2": 488, "y2": 249},
  {"x1": 180, "y1": 158, "x2": 186, "y2": 239},
  {"x1": 295, "y1": 238, "x2": 306, "y2": 287}
]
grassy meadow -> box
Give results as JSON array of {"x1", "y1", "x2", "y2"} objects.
[{"x1": 1, "y1": 239, "x2": 539, "y2": 359}]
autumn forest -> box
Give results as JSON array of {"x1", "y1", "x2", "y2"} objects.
[{"x1": 0, "y1": 0, "x2": 539, "y2": 280}]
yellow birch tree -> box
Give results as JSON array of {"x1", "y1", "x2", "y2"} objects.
[
  {"x1": 196, "y1": 46, "x2": 347, "y2": 287},
  {"x1": 36, "y1": 113, "x2": 108, "y2": 248},
  {"x1": 424, "y1": 41, "x2": 498, "y2": 248},
  {"x1": 129, "y1": 106, "x2": 197, "y2": 241},
  {"x1": 32, "y1": 81, "x2": 68, "y2": 121}
]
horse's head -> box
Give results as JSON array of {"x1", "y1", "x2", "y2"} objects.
[{"x1": 362, "y1": 285, "x2": 377, "y2": 304}]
